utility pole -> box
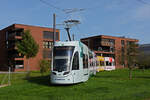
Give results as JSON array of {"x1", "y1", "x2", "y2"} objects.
[
  {"x1": 53, "y1": 13, "x2": 56, "y2": 45},
  {"x1": 52, "y1": 13, "x2": 56, "y2": 71}
]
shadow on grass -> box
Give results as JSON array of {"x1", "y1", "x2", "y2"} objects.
[
  {"x1": 26, "y1": 75, "x2": 78, "y2": 87},
  {"x1": 94, "y1": 75, "x2": 121, "y2": 79},
  {"x1": 26, "y1": 75, "x2": 51, "y2": 86},
  {"x1": 94, "y1": 74, "x2": 150, "y2": 80},
  {"x1": 135, "y1": 76, "x2": 150, "y2": 79},
  {"x1": 83, "y1": 86, "x2": 110, "y2": 94}
]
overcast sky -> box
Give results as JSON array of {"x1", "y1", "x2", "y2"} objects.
[{"x1": 0, "y1": 0, "x2": 150, "y2": 44}]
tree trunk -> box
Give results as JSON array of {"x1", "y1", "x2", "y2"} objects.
[
  {"x1": 129, "y1": 68, "x2": 132, "y2": 80},
  {"x1": 26, "y1": 59, "x2": 30, "y2": 79},
  {"x1": 142, "y1": 66, "x2": 145, "y2": 72}
]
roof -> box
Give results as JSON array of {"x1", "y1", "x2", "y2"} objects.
[
  {"x1": 0, "y1": 24, "x2": 59, "y2": 31},
  {"x1": 81, "y1": 35, "x2": 138, "y2": 41}
]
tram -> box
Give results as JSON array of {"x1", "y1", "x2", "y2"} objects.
[
  {"x1": 104, "y1": 57, "x2": 115, "y2": 71},
  {"x1": 96, "y1": 56, "x2": 105, "y2": 72},
  {"x1": 50, "y1": 41, "x2": 97, "y2": 84},
  {"x1": 96, "y1": 56, "x2": 115, "y2": 71}
]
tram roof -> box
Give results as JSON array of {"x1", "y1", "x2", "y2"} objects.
[{"x1": 54, "y1": 41, "x2": 85, "y2": 47}]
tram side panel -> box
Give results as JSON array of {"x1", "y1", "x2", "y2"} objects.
[
  {"x1": 71, "y1": 46, "x2": 83, "y2": 83},
  {"x1": 104, "y1": 57, "x2": 115, "y2": 71},
  {"x1": 80, "y1": 44, "x2": 89, "y2": 82}
]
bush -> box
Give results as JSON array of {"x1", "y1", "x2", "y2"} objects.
[
  {"x1": 137, "y1": 53, "x2": 150, "y2": 69},
  {"x1": 39, "y1": 59, "x2": 50, "y2": 76}
]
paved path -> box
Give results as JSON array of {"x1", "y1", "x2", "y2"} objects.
[{"x1": 0, "y1": 72, "x2": 27, "y2": 74}]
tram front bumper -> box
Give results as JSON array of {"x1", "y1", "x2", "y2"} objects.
[{"x1": 50, "y1": 75, "x2": 74, "y2": 84}]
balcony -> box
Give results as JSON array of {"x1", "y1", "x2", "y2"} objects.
[
  {"x1": 94, "y1": 50, "x2": 115, "y2": 54},
  {"x1": 8, "y1": 43, "x2": 15, "y2": 49},
  {"x1": 7, "y1": 32, "x2": 22, "y2": 40},
  {"x1": 13, "y1": 54, "x2": 24, "y2": 58},
  {"x1": 94, "y1": 46, "x2": 115, "y2": 54},
  {"x1": 100, "y1": 41, "x2": 114, "y2": 47},
  {"x1": 8, "y1": 50, "x2": 24, "y2": 59}
]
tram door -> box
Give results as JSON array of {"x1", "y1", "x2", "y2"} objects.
[{"x1": 71, "y1": 52, "x2": 82, "y2": 83}]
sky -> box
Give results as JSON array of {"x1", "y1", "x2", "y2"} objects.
[{"x1": 0, "y1": 0, "x2": 150, "y2": 44}]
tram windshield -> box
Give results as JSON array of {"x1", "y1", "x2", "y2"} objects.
[{"x1": 53, "y1": 46, "x2": 75, "y2": 72}]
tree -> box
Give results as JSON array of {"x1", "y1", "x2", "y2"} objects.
[
  {"x1": 39, "y1": 59, "x2": 50, "y2": 76},
  {"x1": 118, "y1": 41, "x2": 138, "y2": 79},
  {"x1": 126, "y1": 42, "x2": 138, "y2": 79},
  {"x1": 17, "y1": 30, "x2": 39, "y2": 77}
]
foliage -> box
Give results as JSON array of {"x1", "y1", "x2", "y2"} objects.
[
  {"x1": 126, "y1": 42, "x2": 139, "y2": 79},
  {"x1": 118, "y1": 41, "x2": 139, "y2": 79},
  {"x1": 39, "y1": 59, "x2": 50, "y2": 76},
  {"x1": 137, "y1": 52, "x2": 150, "y2": 69},
  {"x1": 126, "y1": 42, "x2": 138, "y2": 68},
  {"x1": 1, "y1": 69, "x2": 150, "y2": 100},
  {"x1": 16, "y1": 30, "x2": 39, "y2": 78},
  {"x1": 17, "y1": 30, "x2": 39, "y2": 59}
]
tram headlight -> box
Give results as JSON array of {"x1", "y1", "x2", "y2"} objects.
[
  {"x1": 52, "y1": 72, "x2": 56, "y2": 75},
  {"x1": 63, "y1": 71, "x2": 70, "y2": 75}
]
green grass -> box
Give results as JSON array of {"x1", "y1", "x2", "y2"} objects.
[{"x1": 0, "y1": 69, "x2": 150, "y2": 100}]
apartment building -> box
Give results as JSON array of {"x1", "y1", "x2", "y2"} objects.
[
  {"x1": 0, "y1": 24, "x2": 60, "y2": 71},
  {"x1": 81, "y1": 35, "x2": 139, "y2": 68}
]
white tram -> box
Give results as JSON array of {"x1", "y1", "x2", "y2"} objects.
[{"x1": 50, "y1": 41, "x2": 97, "y2": 84}]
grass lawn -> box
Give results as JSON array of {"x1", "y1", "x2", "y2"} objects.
[{"x1": 0, "y1": 69, "x2": 150, "y2": 100}]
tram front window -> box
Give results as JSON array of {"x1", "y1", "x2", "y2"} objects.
[
  {"x1": 53, "y1": 46, "x2": 75, "y2": 72},
  {"x1": 53, "y1": 59, "x2": 69, "y2": 71}
]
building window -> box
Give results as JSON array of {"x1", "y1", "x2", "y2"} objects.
[
  {"x1": 15, "y1": 60, "x2": 24, "y2": 69},
  {"x1": 106, "y1": 61, "x2": 112, "y2": 66},
  {"x1": 43, "y1": 41, "x2": 53, "y2": 48},
  {"x1": 43, "y1": 31, "x2": 53, "y2": 39},
  {"x1": 43, "y1": 31, "x2": 59, "y2": 40},
  {"x1": 121, "y1": 40, "x2": 125, "y2": 46},
  {"x1": 109, "y1": 39, "x2": 115, "y2": 45},
  {"x1": 16, "y1": 32, "x2": 22, "y2": 36}
]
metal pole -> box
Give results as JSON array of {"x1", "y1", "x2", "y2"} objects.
[
  {"x1": 52, "y1": 13, "x2": 56, "y2": 71},
  {"x1": 72, "y1": 34, "x2": 74, "y2": 41},
  {"x1": 53, "y1": 13, "x2": 56, "y2": 45},
  {"x1": 8, "y1": 67, "x2": 11, "y2": 86}
]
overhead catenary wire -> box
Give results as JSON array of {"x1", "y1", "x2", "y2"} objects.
[
  {"x1": 39, "y1": 0, "x2": 86, "y2": 14},
  {"x1": 39, "y1": 0, "x2": 86, "y2": 24},
  {"x1": 38, "y1": 0, "x2": 106, "y2": 41},
  {"x1": 136, "y1": 0, "x2": 150, "y2": 5},
  {"x1": 39, "y1": 0, "x2": 64, "y2": 12}
]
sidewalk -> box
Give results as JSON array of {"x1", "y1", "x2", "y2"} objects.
[{"x1": 0, "y1": 72, "x2": 27, "y2": 74}]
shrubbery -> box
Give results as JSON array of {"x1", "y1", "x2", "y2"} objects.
[
  {"x1": 137, "y1": 53, "x2": 150, "y2": 69},
  {"x1": 39, "y1": 59, "x2": 50, "y2": 76}
]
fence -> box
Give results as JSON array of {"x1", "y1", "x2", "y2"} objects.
[{"x1": 0, "y1": 67, "x2": 11, "y2": 88}]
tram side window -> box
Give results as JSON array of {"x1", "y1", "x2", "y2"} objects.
[
  {"x1": 72, "y1": 52, "x2": 79, "y2": 70},
  {"x1": 106, "y1": 61, "x2": 112, "y2": 66},
  {"x1": 89, "y1": 54, "x2": 93, "y2": 67},
  {"x1": 100, "y1": 61, "x2": 104, "y2": 66},
  {"x1": 83, "y1": 54, "x2": 88, "y2": 69}
]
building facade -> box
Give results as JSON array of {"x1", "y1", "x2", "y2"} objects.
[
  {"x1": 81, "y1": 35, "x2": 139, "y2": 68},
  {"x1": 0, "y1": 24, "x2": 60, "y2": 71}
]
